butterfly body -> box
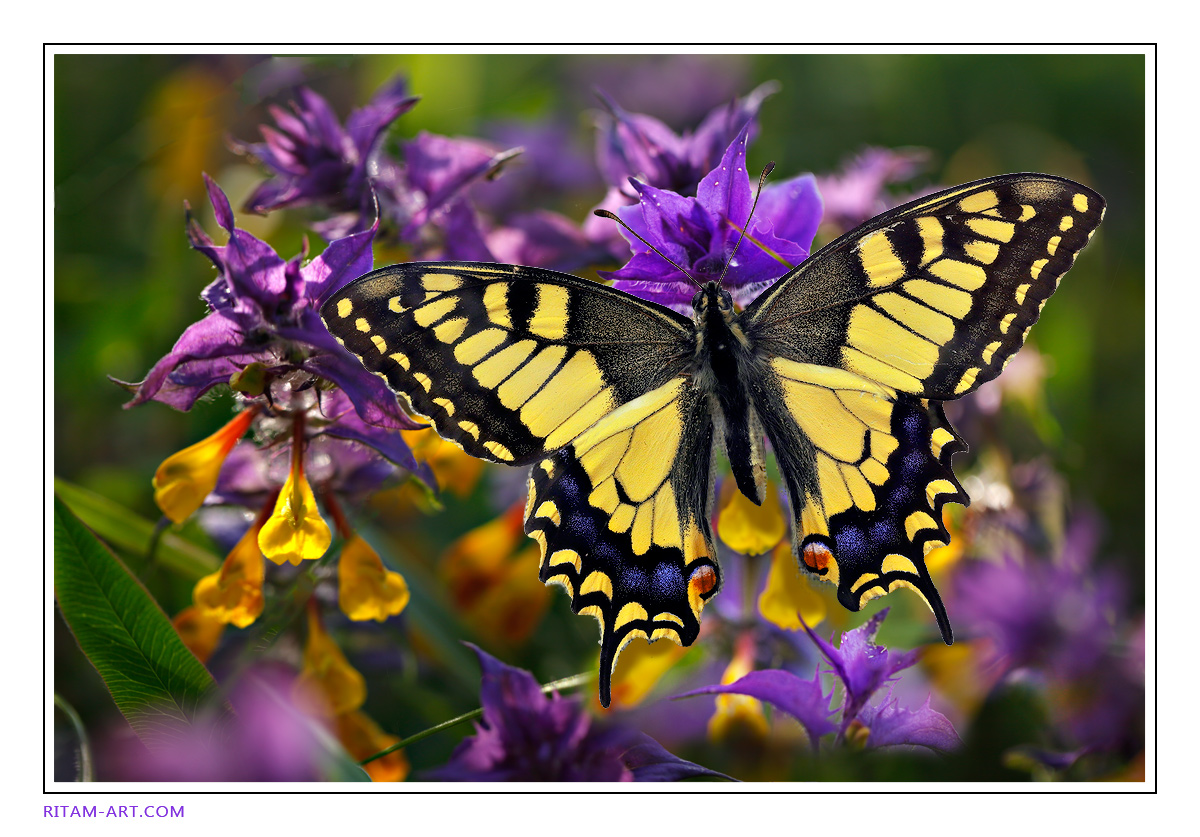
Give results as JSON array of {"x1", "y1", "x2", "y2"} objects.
[{"x1": 322, "y1": 173, "x2": 1105, "y2": 707}]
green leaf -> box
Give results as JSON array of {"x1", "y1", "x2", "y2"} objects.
[
  {"x1": 54, "y1": 477, "x2": 220, "y2": 579},
  {"x1": 53, "y1": 495, "x2": 221, "y2": 749}
]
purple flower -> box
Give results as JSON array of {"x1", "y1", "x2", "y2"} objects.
[
  {"x1": 228, "y1": 76, "x2": 418, "y2": 235},
  {"x1": 600, "y1": 125, "x2": 822, "y2": 313},
  {"x1": 802, "y1": 608, "x2": 920, "y2": 725},
  {"x1": 593, "y1": 81, "x2": 779, "y2": 199},
  {"x1": 429, "y1": 645, "x2": 727, "y2": 782},
  {"x1": 951, "y1": 513, "x2": 1143, "y2": 751},
  {"x1": 440, "y1": 199, "x2": 611, "y2": 273},
  {"x1": 568, "y1": 55, "x2": 754, "y2": 129},
  {"x1": 471, "y1": 119, "x2": 600, "y2": 217},
  {"x1": 383, "y1": 131, "x2": 522, "y2": 247},
  {"x1": 675, "y1": 608, "x2": 960, "y2": 753},
  {"x1": 104, "y1": 665, "x2": 339, "y2": 781},
  {"x1": 121, "y1": 175, "x2": 420, "y2": 446},
  {"x1": 816, "y1": 146, "x2": 931, "y2": 233},
  {"x1": 585, "y1": 81, "x2": 779, "y2": 259}
]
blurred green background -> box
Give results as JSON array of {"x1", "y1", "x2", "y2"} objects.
[{"x1": 53, "y1": 53, "x2": 1145, "y2": 780}]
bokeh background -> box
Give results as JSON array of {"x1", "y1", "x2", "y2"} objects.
[{"x1": 53, "y1": 53, "x2": 1145, "y2": 782}]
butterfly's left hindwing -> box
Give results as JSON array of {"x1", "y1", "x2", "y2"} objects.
[
  {"x1": 752, "y1": 359, "x2": 966, "y2": 642},
  {"x1": 525, "y1": 377, "x2": 721, "y2": 707}
]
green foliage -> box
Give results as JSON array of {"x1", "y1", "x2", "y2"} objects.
[
  {"x1": 53, "y1": 495, "x2": 221, "y2": 748},
  {"x1": 55, "y1": 478, "x2": 220, "y2": 580}
]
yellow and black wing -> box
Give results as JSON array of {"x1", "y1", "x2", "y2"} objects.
[
  {"x1": 753, "y1": 360, "x2": 965, "y2": 640},
  {"x1": 524, "y1": 376, "x2": 720, "y2": 707},
  {"x1": 742, "y1": 174, "x2": 1104, "y2": 640},
  {"x1": 321, "y1": 262, "x2": 693, "y2": 465},
  {"x1": 744, "y1": 173, "x2": 1105, "y2": 398},
  {"x1": 323, "y1": 263, "x2": 718, "y2": 707}
]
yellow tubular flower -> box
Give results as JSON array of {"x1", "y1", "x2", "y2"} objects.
[
  {"x1": 338, "y1": 534, "x2": 410, "y2": 622},
  {"x1": 293, "y1": 601, "x2": 366, "y2": 718},
  {"x1": 193, "y1": 501, "x2": 272, "y2": 628},
  {"x1": 172, "y1": 605, "x2": 226, "y2": 663},
  {"x1": 335, "y1": 710, "x2": 410, "y2": 782},
  {"x1": 708, "y1": 633, "x2": 769, "y2": 744},
  {"x1": 153, "y1": 408, "x2": 256, "y2": 523},
  {"x1": 716, "y1": 478, "x2": 787, "y2": 556},
  {"x1": 258, "y1": 422, "x2": 332, "y2": 566},
  {"x1": 758, "y1": 539, "x2": 829, "y2": 631}
]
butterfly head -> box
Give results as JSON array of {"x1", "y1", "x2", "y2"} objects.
[{"x1": 691, "y1": 281, "x2": 735, "y2": 324}]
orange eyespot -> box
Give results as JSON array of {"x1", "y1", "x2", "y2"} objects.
[
  {"x1": 688, "y1": 564, "x2": 719, "y2": 598},
  {"x1": 802, "y1": 542, "x2": 833, "y2": 575}
]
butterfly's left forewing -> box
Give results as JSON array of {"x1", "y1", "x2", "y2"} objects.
[{"x1": 525, "y1": 376, "x2": 720, "y2": 707}]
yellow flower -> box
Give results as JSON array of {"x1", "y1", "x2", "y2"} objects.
[
  {"x1": 172, "y1": 605, "x2": 225, "y2": 663},
  {"x1": 192, "y1": 511, "x2": 267, "y2": 628},
  {"x1": 708, "y1": 633, "x2": 769, "y2": 744},
  {"x1": 716, "y1": 478, "x2": 786, "y2": 556},
  {"x1": 440, "y1": 504, "x2": 550, "y2": 645},
  {"x1": 758, "y1": 539, "x2": 829, "y2": 631},
  {"x1": 293, "y1": 602, "x2": 366, "y2": 718},
  {"x1": 338, "y1": 534, "x2": 410, "y2": 622},
  {"x1": 402, "y1": 427, "x2": 485, "y2": 498},
  {"x1": 335, "y1": 710, "x2": 410, "y2": 783},
  {"x1": 606, "y1": 637, "x2": 690, "y2": 709},
  {"x1": 153, "y1": 409, "x2": 255, "y2": 523},
  {"x1": 258, "y1": 440, "x2": 331, "y2": 566}
]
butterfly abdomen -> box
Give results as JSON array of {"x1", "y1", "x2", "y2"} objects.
[{"x1": 692, "y1": 284, "x2": 767, "y2": 506}]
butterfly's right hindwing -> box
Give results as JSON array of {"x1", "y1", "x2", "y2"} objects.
[{"x1": 321, "y1": 262, "x2": 692, "y2": 465}]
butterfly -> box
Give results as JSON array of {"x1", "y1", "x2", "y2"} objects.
[{"x1": 321, "y1": 173, "x2": 1105, "y2": 707}]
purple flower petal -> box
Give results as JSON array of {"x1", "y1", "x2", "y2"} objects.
[
  {"x1": 345, "y1": 76, "x2": 419, "y2": 158},
  {"x1": 695, "y1": 122, "x2": 753, "y2": 225},
  {"x1": 123, "y1": 311, "x2": 268, "y2": 409},
  {"x1": 440, "y1": 199, "x2": 497, "y2": 262},
  {"x1": 621, "y1": 732, "x2": 731, "y2": 782},
  {"x1": 801, "y1": 608, "x2": 919, "y2": 721},
  {"x1": 856, "y1": 693, "x2": 961, "y2": 752},
  {"x1": 399, "y1": 132, "x2": 522, "y2": 238},
  {"x1": 301, "y1": 350, "x2": 421, "y2": 431},
  {"x1": 674, "y1": 669, "x2": 837, "y2": 750},
  {"x1": 302, "y1": 222, "x2": 376, "y2": 304},
  {"x1": 430, "y1": 645, "x2": 719, "y2": 782},
  {"x1": 203, "y1": 172, "x2": 235, "y2": 232}
]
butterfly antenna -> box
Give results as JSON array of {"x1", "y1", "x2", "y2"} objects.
[
  {"x1": 718, "y1": 161, "x2": 775, "y2": 287},
  {"x1": 593, "y1": 208, "x2": 702, "y2": 289}
]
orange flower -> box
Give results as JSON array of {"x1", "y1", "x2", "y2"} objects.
[
  {"x1": 402, "y1": 428, "x2": 485, "y2": 497},
  {"x1": 716, "y1": 478, "x2": 786, "y2": 556},
  {"x1": 335, "y1": 710, "x2": 410, "y2": 782},
  {"x1": 440, "y1": 504, "x2": 550, "y2": 645},
  {"x1": 338, "y1": 534, "x2": 410, "y2": 622},
  {"x1": 758, "y1": 539, "x2": 830, "y2": 631},
  {"x1": 293, "y1": 601, "x2": 366, "y2": 718},
  {"x1": 153, "y1": 409, "x2": 255, "y2": 523},
  {"x1": 172, "y1": 605, "x2": 225, "y2": 663},
  {"x1": 193, "y1": 502, "x2": 271, "y2": 628},
  {"x1": 259, "y1": 426, "x2": 331, "y2": 566}
]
